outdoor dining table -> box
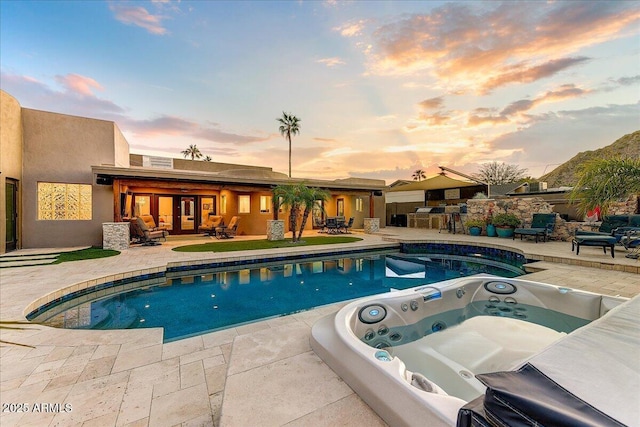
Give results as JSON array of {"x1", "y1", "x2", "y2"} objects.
[{"x1": 324, "y1": 217, "x2": 345, "y2": 234}]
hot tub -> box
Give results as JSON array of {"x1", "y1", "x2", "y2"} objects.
[{"x1": 311, "y1": 275, "x2": 637, "y2": 427}]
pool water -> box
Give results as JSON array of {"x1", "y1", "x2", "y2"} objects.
[{"x1": 32, "y1": 250, "x2": 527, "y2": 342}]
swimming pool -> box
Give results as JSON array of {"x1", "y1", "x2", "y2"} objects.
[{"x1": 27, "y1": 245, "x2": 528, "y2": 342}]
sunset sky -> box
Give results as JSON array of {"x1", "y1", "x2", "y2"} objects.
[{"x1": 1, "y1": 1, "x2": 638, "y2": 183}]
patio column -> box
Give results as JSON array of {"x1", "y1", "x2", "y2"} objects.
[
  {"x1": 103, "y1": 222, "x2": 130, "y2": 250},
  {"x1": 267, "y1": 220, "x2": 285, "y2": 241}
]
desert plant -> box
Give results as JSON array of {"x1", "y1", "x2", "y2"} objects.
[
  {"x1": 491, "y1": 212, "x2": 521, "y2": 228},
  {"x1": 569, "y1": 157, "x2": 640, "y2": 216},
  {"x1": 464, "y1": 219, "x2": 485, "y2": 228}
]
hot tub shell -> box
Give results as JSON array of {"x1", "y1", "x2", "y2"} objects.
[{"x1": 310, "y1": 275, "x2": 635, "y2": 427}]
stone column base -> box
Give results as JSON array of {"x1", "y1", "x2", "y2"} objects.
[
  {"x1": 267, "y1": 220, "x2": 285, "y2": 241},
  {"x1": 103, "y1": 222, "x2": 130, "y2": 250},
  {"x1": 364, "y1": 218, "x2": 380, "y2": 234}
]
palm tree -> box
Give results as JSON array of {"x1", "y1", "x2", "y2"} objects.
[
  {"x1": 569, "y1": 157, "x2": 640, "y2": 216},
  {"x1": 203, "y1": 155, "x2": 212, "y2": 162},
  {"x1": 273, "y1": 183, "x2": 304, "y2": 242},
  {"x1": 181, "y1": 144, "x2": 203, "y2": 161},
  {"x1": 277, "y1": 112, "x2": 301, "y2": 178},
  {"x1": 296, "y1": 186, "x2": 330, "y2": 241},
  {"x1": 412, "y1": 169, "x2": 426, "y2": 181}
]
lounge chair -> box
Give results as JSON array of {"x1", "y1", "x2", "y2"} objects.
[
  {"x1": 575, "y1": 214, "x2": 640, "y2": 243},
  {"x1": 339, "y1": 217, "x2": 354, "y2": 234},
  {"x1": 215, "y1": 216, "x2": 239, "y2": 239},
  {"x1": 572, "y1": 235, "x2": 617, "y2": 258},
  {"x1": 513, "y1": 213, "x2": 556, "y2": 243},
  {"x1": 140, "y1": 214, "x2": 168, "y2": 232},
  {"x1": 130, "y1": 217, "x2": 168, "y2": 245},
  {"x1": 199, "y1": 214, "x2": 224, "y2": 237}
]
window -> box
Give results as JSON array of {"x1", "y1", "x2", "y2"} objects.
[
  {"x1": 239, "y1": 195, "x2": 251, "y2": 213},
  {"x1": 221, "y1": 195, "x2": 227, "y2": 214},
  {"x1": 356, "y1": 198, "x2": 363, "y2": 212},
  {"x1": 260, "y1": 195, "x2": 272, "y2": 213},
  {"x1": 38, "y1": 182, "x2": 92, "y2": 220}
]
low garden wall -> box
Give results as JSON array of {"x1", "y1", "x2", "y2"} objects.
[{"x1": 466, "y1": 196, "x2": 637, "y2": 242}]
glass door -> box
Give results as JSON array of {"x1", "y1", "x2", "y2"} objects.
[
  {"x1": 180, "y1": 196, "x2": 196, "y2": 232},
  {"x1": 5, "y1": 180, "x2": 18, "y2": 252},
  {"x1": 158, "y1": 196, "x2": 173, "y2": 231}
]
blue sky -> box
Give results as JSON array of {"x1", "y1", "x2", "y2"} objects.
[{"x1": 1, "y1": 0, "x2": 639, "y2": 183}]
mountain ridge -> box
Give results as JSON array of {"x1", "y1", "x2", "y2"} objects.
[{"x1": 538, "y1": 130, "x2": 640, "y2": 187}]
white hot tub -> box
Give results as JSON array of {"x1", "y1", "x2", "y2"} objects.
[{"x1": 311, "y1": 275, "x2": 636, "y2": 427}]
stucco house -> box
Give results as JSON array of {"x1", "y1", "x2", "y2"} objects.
[{"x1": 1, "y1": 90, "x2": 385, "y2": 253}]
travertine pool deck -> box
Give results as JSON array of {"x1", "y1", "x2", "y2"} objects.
[{"x1": 1, "y1": 228, "x2": 638, "y2": 426}]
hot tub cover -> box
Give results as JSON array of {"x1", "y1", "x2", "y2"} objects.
[{"x1": 457, "y1": 295, "x2": 639, "y2": 427}]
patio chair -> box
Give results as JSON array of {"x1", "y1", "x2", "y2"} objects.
[
  {"x1": 339, "y1": 217, "x2": 354, "y2": 234},
  {"x1": 130, "y1": 217, "x2": 168, "y2": 245},
  {"x1": 140, "y1": 214, "x2": 168, "y2": 231},
  {"x1": 199, "y1": 214, "x2": 224, "y2": 237},
  {"x1": 513, "y1": 213, "x2": 556, "y2": 243},
  {"x1": 215, "y1": 216, "x2": 239, "y2": 239},
  {"x1": 575, "y1": 215, "x2": 640, "y2": 243},
  {"x1": 621, "y1": 229, "x2": 640, "y2": 259},
  {"x1": 325, "y1": 217, "x2": 339, "y2": 234}
]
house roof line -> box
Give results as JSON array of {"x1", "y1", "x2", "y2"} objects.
[{"x1": 92, "y1": 165, "x2": 387, "y2": 191}]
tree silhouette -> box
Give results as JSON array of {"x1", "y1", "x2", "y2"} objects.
[
  {"x1": 412, "y1": 169, "x2": 426, "y2": 181},
  {"x1": 181, "y1": 145, "x2": 203, "y2": 161},
  {"x1": 473, "y1": 162, "x2": 527, "y2": 185},
  {"x1": 277, "y1": 112, "x2": 301, "y2": 178}
]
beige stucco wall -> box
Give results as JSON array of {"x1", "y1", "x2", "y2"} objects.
[
  {"x1": 21, "y1": 109, "x2": 123, "y2": 248},
  {"x1": 0, "y1": 91, "x2": 24, "y2": 253},
  {"x1": 113, "y1": 125, "x2": 130, "y2": 168}
]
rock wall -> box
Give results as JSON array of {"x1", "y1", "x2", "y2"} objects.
[{"x1": 467, "y1": 195, "x2": 638, "y2": 241}]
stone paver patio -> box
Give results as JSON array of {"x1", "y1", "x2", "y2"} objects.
[{"x1": 1, "y1": 228, "x2": 638, "y2": 426}]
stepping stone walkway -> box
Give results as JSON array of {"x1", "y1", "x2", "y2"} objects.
[{"x1": 0, "y1": 253, "x2": 60, "y2": 268}]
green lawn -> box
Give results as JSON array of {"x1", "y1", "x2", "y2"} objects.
[
  {"x1": 54, "y1": 247, "x2": 120, "y2": 263},
  {"x1": 173, "y1": 236, "x2": 362, "y2": 252}
]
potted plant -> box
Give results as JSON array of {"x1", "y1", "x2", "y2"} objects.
[
  {"x1": 484, "y1": 207, "x2": 497, "y2": 237},
  {"x1": 491, "y1": 213, "x2": 521, "y2": 238},
  {"x1": 465, "y1": 219, "x2": 485, "y2": 236}
]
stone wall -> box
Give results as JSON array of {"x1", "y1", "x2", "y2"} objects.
[
  {"x1": 102, "y1": 222, "x2": 130, "y2": 250},
  {"x1": 607, "y1": 196, "x2": 639, "y2": 215},
  {"x1": 467, "y1": 195, "x2": 638, "y2": 241},
  {"x1": 364, "y1": 218, "x2": 380, "y2": 234},
  {"x1": 266, "y1": 220, "x2": 285, "y2": 241}
]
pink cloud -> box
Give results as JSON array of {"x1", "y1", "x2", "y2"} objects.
[
  {"x1": 418, "y1": 96, "x2": 444, "y2": 110},
  {"x1": 368, "y1": 2, "x2": 639, "y2": 92},
  {"x1": 55, "y1": 74, "x2": 103, "y2": 96},
  {"x1": 109, "y1": 3, "x2": 167, "y2": 35},
  {"x1": 417, "y1": 111, "x2": 451, "y2": 126}
]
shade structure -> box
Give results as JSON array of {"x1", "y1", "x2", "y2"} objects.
[{"x1": 386, "y1": 174, "x2": 480, "y2": 192}]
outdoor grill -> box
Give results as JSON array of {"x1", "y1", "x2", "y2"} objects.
[
  {"x1": 415, "y1": 206, "x2": 446, "y2": 214},
  {"x1": 409, "y1": 206, "x2": 446, "y2": 229}
]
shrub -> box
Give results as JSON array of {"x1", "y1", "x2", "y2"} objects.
[
  {"x1": 464, "y1": 219, "x2": 485, "y2": 228},
  {"x1": 491, "y1": 213, "x2": 520, "y2": 228}
]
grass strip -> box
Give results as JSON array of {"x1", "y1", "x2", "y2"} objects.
[
  {"x1": 173, "y1": 236, "x2": 362, "y2": 252},
  {"x1": 54, "y1": 247, "x2": 120, "y2": 263}
]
